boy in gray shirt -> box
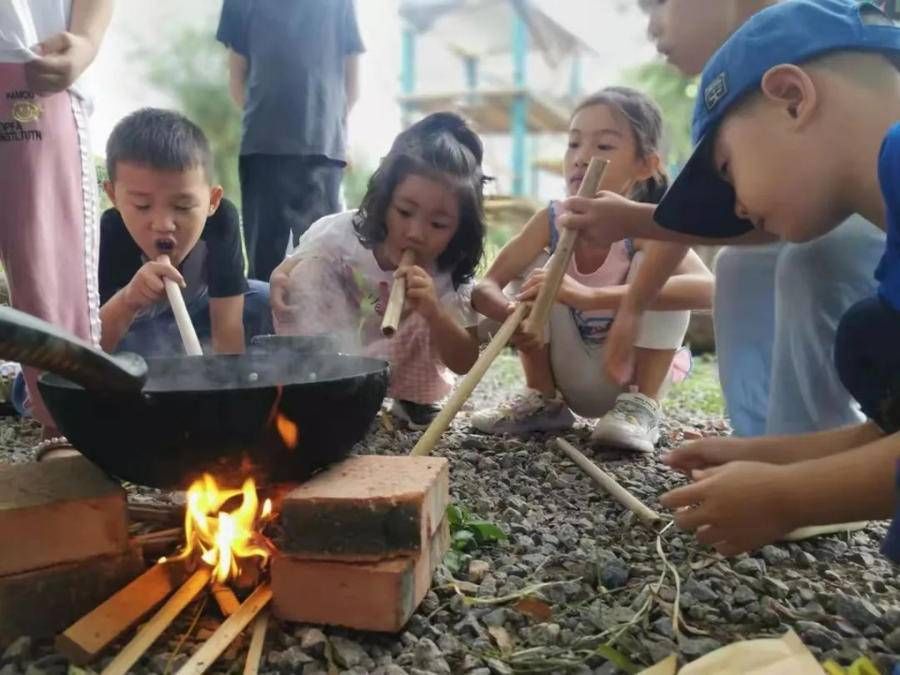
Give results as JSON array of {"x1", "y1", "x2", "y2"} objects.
[{"x1": 217, "y1": 0, "x2": 364, "y2": 281}]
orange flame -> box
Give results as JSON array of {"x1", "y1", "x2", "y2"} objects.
[
  {"x1": 276, "y1": 413, "x2": 299, "y2": 449},
  {"x1": 165, "y1": 474, "x2": 275, "y2": 584}
]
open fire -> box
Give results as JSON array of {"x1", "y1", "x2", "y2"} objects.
[{"x1": 166, "y1": 474, "x2": 276, "y2": 584}]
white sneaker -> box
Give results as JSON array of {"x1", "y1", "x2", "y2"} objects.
[
  {"x1": 470, "y1": 389, "x2": 575, "y2": 436},
  {"x1": 591, "y1": 392, "x2": 661, "y2": 453}
]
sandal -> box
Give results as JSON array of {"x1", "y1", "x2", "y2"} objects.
[{"x1": 33, "y1": 436, "x2": 82, "y2": 462}]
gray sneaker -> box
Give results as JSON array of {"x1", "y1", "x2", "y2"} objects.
[
  {"x1": 591, "y1": 392, "x2": 661, "y2": 453},
  {"x1": 470, "y1": 389, "x2": 575, "y2": 435}
]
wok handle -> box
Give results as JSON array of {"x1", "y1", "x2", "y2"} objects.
[{"x1": 0, "y1": 306, "x2": 147, "y2": 391}]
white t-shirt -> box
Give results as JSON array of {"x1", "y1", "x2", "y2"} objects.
[
  {"x1": 278, "y1": 210, "x2": 477, "y2": 404},
  {"x1": 0, "y1": 0, "x2": 70, "y2": 63}
]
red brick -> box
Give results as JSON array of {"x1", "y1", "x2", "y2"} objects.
[
  {"x1": 271, "y1": 517, "x2": 450, "y2": 633},
  {"x1": 0, "y1": 544, "x2": 144, "y2": 644},
  {"x1": 0, "y1": 457, "x2": 129, "y2": 577},
  {"x1": 279, "y1": 456, "x2": 448, "y2": 561}
]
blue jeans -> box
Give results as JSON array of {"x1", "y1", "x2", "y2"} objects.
[
  {"x1": 12, "y1": 280, "x2": 274, "y2": 416},
  {"x1": 117, "y1": 279, "x2": 273, "y2": 356},
  {"x1": 714, "y1": 216, "x2": 885, "y2": 436}
]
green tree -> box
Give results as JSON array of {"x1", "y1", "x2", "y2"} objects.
[
  {"x1": 139, "y1": 27, "x2": 242, "y2": 204},
  {"x1": 622, "y1": 61, "x2": 697, "y2": 170}
]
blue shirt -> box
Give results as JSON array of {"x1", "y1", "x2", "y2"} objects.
[{"x1": 875, "y1": 122, "x2": 900, "y2": 310}]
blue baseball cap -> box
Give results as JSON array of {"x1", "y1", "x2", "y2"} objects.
[{"x1": 655, "y1": 0, "x2": 900, "y2": 238}]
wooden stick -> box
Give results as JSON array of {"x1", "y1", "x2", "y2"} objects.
[
  {"x1": 555, "y1": 437, "x2": 662, "y2": 526},
  {"x1": 132, "y1": 527, "x2": 182, "y2": 546},
  {"x1": 381, "y1": 249, "x2": 416, "y2": 337},
  {"x1": 411, "y1": 304, "x2": 529, "y2": 456},
  {"x1": 56, "y1": 560, "x2": 188, "y2": 665},
  {"x1": 158, "y1": 255, "x2": 203, "y2": 356},
  {"x1": 175, "y1": 582, "x2": 272, "y2": 675},
  {"x1": 128, "y1": 502, "x2": 184, "y2": 525},
  {"x1": 523, "y1": 158, "x2": 609, "y2": 342},
  {"x1": 101, "y1": 567, "x2": 211, "y2": 675},
  {"x1": 211, "y1": 583, "x2": 241, "y2": 617},
  {"x1": 242, "y1": 611, "x2": 269, "y2": 675}
]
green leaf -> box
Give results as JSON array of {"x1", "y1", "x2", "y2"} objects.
[
  {"x1": 443, "y1": 549, "x2": 464, "y2": 574},
  {"x1": 467, "y1": 520, "x2": 508, "y2": 543},
  {"x1": 452, "y1": 529, "x2": 476, "y2": 550},
  {"x1": 446, "y1": 504, "x2": 464, "y2": 528},
  {"x1": 595, "y1": 644, "x2": 640, "y2": 674}
]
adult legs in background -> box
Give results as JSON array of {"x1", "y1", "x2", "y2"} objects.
[
  {"x1": 239, "y1": 154, "x2": 344, "y2": 282},
  {"x1": 713, "y1": 244, "x2": 782, "y2": 437},
  {"x1": 0, "y1": 64, "x2": 100, "y2": 429},
  {"x1": 766, "y1": 216, "x2": 883, "y2": 434}
]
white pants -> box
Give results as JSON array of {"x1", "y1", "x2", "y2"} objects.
[
  {"x1": 714, "y1": 215, "x2": 884, "y2": 436},
  {"x1": 481, "y1": 251, "x2": 691, "y2": 418}
]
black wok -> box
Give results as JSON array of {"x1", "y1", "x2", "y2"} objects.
[{"x1": 0, "y1": 307, "x2": 389, "y2": 489}]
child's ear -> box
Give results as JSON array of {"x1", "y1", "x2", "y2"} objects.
[
  {"x1": 103, "y1": 180, "x2": 116, "y2": 207},
  {"x1": 208, "y1": 185, "x2": 224, "y2": 215},
  {"x1": 760, "y1": 64, "x2": 817, "y2": 127},
  {"x1": 635, "y1": 153, "x2": 661, "y2": 182}
]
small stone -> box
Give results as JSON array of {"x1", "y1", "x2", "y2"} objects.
[
  {"x1": 683, "y1": 578, "x2": 717, "y2": 603},
  {"x1": 733, "y1": 557, "x2": 766, "y2": 577},
  {"x1": 760, "y1": 545, "x2": 790, "y2": 565},
  {"x1": 302, "y1": 665, "x2": 328, "y2": 675},
  {"x1": 406, "y1": 614, "x2": 431, "y2": 637},
  {"x1": 0, "y1": 665, "x2": 17, "y2": 675},
  {"x1": 468, "y1": 560, "x2": 490, "y2": 583},
  {"x1": 599, "y1": 557, "x2": 630, "y2": 590},
  {"x1": 651, "y1": 617, "x2": 675, "y2": 639},
  {"x1": 834, "y1": 593, "x2": 882, "y2": 628},
  {"x1": 762, "y1": 577, "x2": 790, "y2": 599},
  {"x1": 797, "y1": 621, "x2": 842, "y2": 650},
  {"x1": 1, "y1": 638, "x2": 31, "y2": 664},
  {"x1": 413, "y1": 638, "x2": 442, "y2": 664},
  {"x1": 375, "y1": 667, "x2": 408, "y2": 675},
  {"x1": 421, "y1": 590, "x2": 440, "y2": 615},
  {"x1": 793, "y1": 551, "x2": 817, "y2": 569},
  {"x1": 483, "y1": 608, "x2": 508, "y2": 627},
  {"x1": 478, "y1": 575, "x2": 498, "y2": 597},
  {"x1": 330, "y1": 637, "x2": 368, "y2": 669},
  {"x1": 525, "y1": 622, "x2": 561, "y2": 646},
  {"x1": 282, "y1": 646, "x2": 315, "y2": 668},
  {"x1": 23, "y1": 667, "x2": 46, "y2": 675},
  {"x1": 885, "y1": 627, "x2": 900, "y2": 652},
  {"x1": 297, "y1": 627, "x2": 328, "y2": 656},
  {"x1": 679, "y1": 637, "x2": 723, "y2": 658},
  {"x1": 733, "y1": 585, "x2": 757, "y2": 606},
  {"x1": 484, "y1": 657, "x2": 513, "y2": 675},
  {"x1": 467, "y1": 670, "x2": 491, "y2": 675}
]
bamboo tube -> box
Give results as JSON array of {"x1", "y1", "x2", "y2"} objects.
[
  {"x1": 411, "y1": 303, "x2": 529, "y2": 456},
  {"x1": 211, "y1": 583, "x2": 241, "y2": 617},
  {"x1": 242, "y1": 611, "x2": 270, "y2": 675},
  {"x1": 158, "y1": 255, "x2": 203, "y2": 356},
  {"x1": 522, "y1": 158, "x2": 609, "y2": 342},
  {"x1": 101, "y1": 567, "x2": 211, "y2": 675},
  {"x1": 175, "y1": 582, "x2": 273, "y2": 675},
  {"x1": 381, "y1": 249, "x2": 416, "y2": 337},
  {"x1": 555, "y1": 437, "x2": 662, "y2": 526}
]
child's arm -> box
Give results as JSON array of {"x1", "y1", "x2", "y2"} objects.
[
  {"x1": 209, "y1": 295, "x2": 246, "y2": 354},
  {"x1": 471, "y1": 208, "x2": 551, "y2": 322},
  {"x1": 662, "y1": 430, "x2": 900, "y2": 556},
  {"x1": 402, "y1": 266, "x2": 479, "y2": 374},
  {"x1": 664, "y1": 421, "x2": 884, "y2": 473},
  {"x1": 227, "y1": 50, "x2": 248, "y2": 109},
  {"x1": 99, "y1": 260, "x2": 185, "y2": 353},
  {"x1": 558, "y1": 192, "x2": 777, "y2": 247}
]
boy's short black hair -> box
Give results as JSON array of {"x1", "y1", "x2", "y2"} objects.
[
  {"x1": 354, "y1": 112, "x2": 488, "y2": 289},
  {"x1": 106, "y1": 108, "x2": 214, "y2": 182}
]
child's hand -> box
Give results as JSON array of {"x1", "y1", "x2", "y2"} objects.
[
  {"x1": 24, "y1": 32, "x2": 97, "y2": 94},
  {"x1": 123, "y1": 260, "x2": 185, "y2": 313},
  {"x1": 556, "y1": 191, "x2": 635, "y2": 247},
  {"x1": 661, "y1": 462, "x2": 798, "y2": 556},
  {"x1": 270, "y1": 256, "x2": 302, "y2": 324},
  {"x1": 604, "y1": 307, "x2": 640, "y2": 385},
  {"x1": 516, "y1": 269, "x2": 592, "y2": 310},
  {"x1": 401, "y1": 265, "x2": 440, "y2": 321},
  {"x1": 663, "y1": 437, "x2": 751, "y2": 474}
]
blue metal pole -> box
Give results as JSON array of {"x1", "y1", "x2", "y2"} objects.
[
  {"x1": 569, "y1": 54, "x2": 582, "y2": 100},
  {"x1": 401, "y1": 27, "x2": 416, "y2": 124},
  {"x1": 511, "y1": 5, "x2": 528, "y2": 196}
]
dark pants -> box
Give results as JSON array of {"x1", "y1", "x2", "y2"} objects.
[
  {"x1": 834, "y1": 295, "x2": 900, "y2": 434},
  {"x1": 239, "y1": 154, "x2": 344, "y2": 281}
]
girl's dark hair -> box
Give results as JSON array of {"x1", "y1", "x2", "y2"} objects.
[
  {"x1": 353, "y1": 112, "x2": 487, "y2": 288},
  {"x1": 573, "y1": 86, "x2": 668, "y2": 204}
]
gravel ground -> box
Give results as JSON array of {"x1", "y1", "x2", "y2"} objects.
[{"x1": 1, "y1": 354, "x2": 898, "y2": 675}]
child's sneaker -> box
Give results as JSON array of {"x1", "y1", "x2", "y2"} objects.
[
  {"x1": 591, "y1": 392, "x2": 661, "y2": 453},
  {"x1": 391, "y1": 399, "x2": 441, "y2": 430},
  {"x1": 470, "y1": 389, "x2": 574, "y2": 435}
]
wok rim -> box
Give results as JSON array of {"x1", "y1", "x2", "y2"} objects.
[{"x1": 37, "y1": 352, "x2": 390, "y2": 393}]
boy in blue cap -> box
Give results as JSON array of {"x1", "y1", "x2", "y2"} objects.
[{"x1": 573, "y1": 0, "x2": 900, "y2": 559}]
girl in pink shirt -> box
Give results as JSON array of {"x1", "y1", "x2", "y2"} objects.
[{"x1": 472, "y1": 87, "x2": 714, "y2": 452}]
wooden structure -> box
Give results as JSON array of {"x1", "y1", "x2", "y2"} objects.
[{"x1": 398, "y1": 0, "x2": 594, "y2": 197}]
